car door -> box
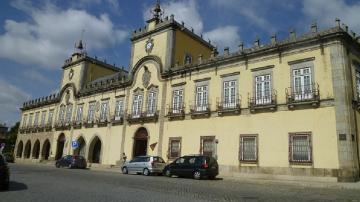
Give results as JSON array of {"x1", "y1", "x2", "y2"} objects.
[
  {"x1": 171, "y1": 157, "x2": 185, "y2": 175},
  {"x1": 127, "y1": 157, "x2": 139, "y2": 173},
  {"x1": 184, "y1": 157, "x2": 196, "y2": 176},
  {"x1": 137, "y1": 157, "x2": 147, "y2": 172}
]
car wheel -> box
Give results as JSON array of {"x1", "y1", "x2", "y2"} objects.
[
  {"x1": 193, "y1": 171, "x2": 201, "y2": 180},
  {"x1": 143, "y1": 168, "x2": 150, "y2": 176},
  {"x1": 55, "y1": 162, "x2": 60, "y2": 168},
  {"x1": 165, "y1": 169, "x2": 172, "y2": 177},
  {"x1": 208, "y1": 175, "x2": 216, "y2": 180},
  {"x1": 122, "y1": 167, "x2": 128, "y2": 174}
]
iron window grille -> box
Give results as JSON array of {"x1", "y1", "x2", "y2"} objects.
[
  {"x1": 289, "y1": 133, "x2": 312, "y2": 163},
  {"x1": 239, "y1": 135, "x2": 258, "y2": 162}
]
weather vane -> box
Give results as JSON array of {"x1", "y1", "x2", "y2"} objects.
[{"x1": 151, "y1": 0, "x2": 164, "y2": 20}]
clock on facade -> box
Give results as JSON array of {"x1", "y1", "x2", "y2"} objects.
[
  {"x1": 145, "y1": 38, "x2": 154, "y2": 54},
  {"x1": 69, "y1": 69, "x2": 74, "y2": 80}
]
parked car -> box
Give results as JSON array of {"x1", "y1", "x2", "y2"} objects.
[
  {"x1": 3, "y1": 153, "x2": 14, "y2": 163},
  {"x1": 163, "y1": 155, "x2": 219, "y2": 180},
  {"x1": 55, "y1": 155, "x2": 87, "y2": 169},
  {"x1": 122, "y1": 156, "x2": 166, "y2": 176},
  {"x1": 0, "y1": 154, "x2": 9, "y2": 191}
]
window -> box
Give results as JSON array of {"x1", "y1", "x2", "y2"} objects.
[
  {"x1": 293, "y1": 67, "x2": 312, "y2": 100},
  {"x1": 147, "y1": 91, "x2": 157, "y2": 116},
  {"x1": 22, "y1": 114, "x2": 28, "y2": 127},
  {"x1": 289, "y1": 133, "x2": 312, "y2": 163},
  {"x1": 28, "y1": 114, "x2": 33, "y2": 127},
  {"x1": 168, "y1": 138, "x2": 181, "y2": 159},
  {"x1": 196, "y1": 85, "x2": 208, "y2": 111},
  {"x1": 255, "y1": 74, "x2": 271, "y2": 104},
  {"x1": 65, "y1": 104, "x2": 73, "y2": 124},
  {"x1": 76, "y1": 105, "x2": 83, "y2": 123},
  {"x1": 34, "y1": 112, "x2": 40, "y2": 127},
  {"x1": 355, "y1": 69, "x2": 360, "y2": 99},
  {"x1": 172, "y1": 89, "x2": 184, "y2": 113},
  {"x1": 114, "y1": 99, "x2": 124, "y2": 120},
  {"x1": 240, "y1": 135, "x2": 258, "y2": 162},
  {"x1": 40, "y1": 111, "x2": 46, "y2": 127},
  {"x1": 87, "y1": 102, "x2": 95, "y2": 123},
  {"x1": 201, "y1": 136, "x2": 215, "y2": 157},
  {"x1": 100, "y1": 101, "x2": 109, "y2": 121},
  {"x1": 175, "y1": 157, "x2": 186, "y2": 164},
  {"x1": 184, "y1": 54, "x2": 192, "y2": 65},
  {"x1": 132, "y1": 94, "x2": 143, "y2": 118},
  {"x1": 58, "y1": 105, "x2": 66, "y2": 124},
  {"x1": 223, "y1": 80, "x2": 237, "y2": 108},
  {"x1": 48, "y1": 110, "x2": 54, "y2": 125}
]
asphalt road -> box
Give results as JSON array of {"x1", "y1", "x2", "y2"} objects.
[{"x1": 1, "y1": 163, "x2": 360, "y2": 202}]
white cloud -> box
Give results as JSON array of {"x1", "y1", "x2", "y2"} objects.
[
  {"x1": 22, "y1": 70, "x2": 52, "y2": 84},
  {"x1": 302, "y1": 0, "x2": 360, "y2": 33},
  {"x1": 204, "y1": 26, "x2": 240, "y2": 50},
  {"x1": 143, "y1": 0, "x2": 203, "y2": 33},
  {"x1": 0, "y1": 1, "x2": 128, "y2": 69},
  {"x1": 0, "y1": 79, "x2": 31, "y2": 126}
]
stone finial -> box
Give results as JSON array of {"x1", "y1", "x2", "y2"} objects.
[
  {"x1": 224, "y1": 47, "x2": 230, "y2": 56},
  {"x1": 238, "y1": 42, "x2": 244, "y2": 52},
  {"x1": 350, "y1": 31, "x2": 356, "y2": 38},
  {"x1": 335, "y1": 18, "x2": 341, "y2": 27},
  {"x1": 254, "y1": 37, "x2": 260, "y2": 47},
  {"x1": 191, "y1": 28, "x2": 194, "y2": 33},
  {"x1": 290, "y1": 29, "x2": 296, "y2": 40},
  {"x1": 181, "y1": 21, "x2": 185, "y2": 26},
  {"x1": 311, "y1": 22, "x2": 318, "y2": 33},
  {"x1": 198, "y1": 54, "x2": 203, "y2": 64},
  {"x1": 200, "y1": 34, "x2": 203, "y2": 38},
  {"x1": 271, "y1": 34, "x2": 277, "y2": 45}
]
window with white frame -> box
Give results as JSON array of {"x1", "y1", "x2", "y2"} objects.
[
  {"x1": 293, "y1": 67, "x2": 312, "y2": 100},
  {"x1": 114, "y1": 99, "x2": 124, "y2": 121},
  {"x1": 40, "y1": 111, "x2": 46, "y2": 127},
  {"x1": 34, "y1": 112, "x2": 40, "y2": 127},
  {"x1": 100, "y1": 101, "x2": 109, "y2": 122},
  {"x1": 240, "y1": 136, "x2": 257, "y2": 162},
  {"x1": 289, "y1": 133, "x2": 312, "y2": 163},
  {"x1": 22, "y1": 114, "x2": 28, "y2": 127},
  {"x1": 147, "y1": 90, "x2": 157, "y2": 116},
  {"x1": 28, "y1": 114, "x2": 33, "y2": 127},
  {"x1": 76, "y1": 104, "x2": 83, "y2": 123},
  {"x1": 65, "y1": 104, "x2": 73, "y2": 124},
  {"x1": 58, "y1": 105, "x2": 66, "y2": 124},
  {"x1": 355, "y1": 69, "x2": 360, "y2": 99},
  {"x1": 87, "y1": 102, "x2": 95, "y2": 123},
  {"x1": 172, "y1": 89, "x2": 184, "y2": 113},
  {"x1": 132, "y1": 94, "x2": 143, "y2": 118},
  {"x1": 255, "y1": 74, "x2": 271, "y2": 104},
  {"x1": 48, "y1": 110, "x2": 54, "y2": 125},
  {"x1": 223, "y1": 80, "x2": 237, "y2": 108},
  {"x1": 196, "y1": 85, "x2": 208, "y2": 111}
]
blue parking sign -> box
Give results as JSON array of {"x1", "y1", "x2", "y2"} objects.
[{"x1": 72, "y1": 140, "x2": 78, "y2": 150}]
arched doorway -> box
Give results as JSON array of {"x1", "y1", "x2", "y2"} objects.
[
  {"x1": 32, "y1": 140, "x2": 40, "y2": 159},
  {"x1": 16, "y1": 141, "x2": 23, "y2": 158},
  {"x1": 41, "y1": 139, "x2": 51, "y2": 160},
  {"x1": 74, "y1": 137, "x2": 86, "y2": 157},
  {"x1": 133, "y1": 127, "x2": 148, "y2": 157},
  {"x1": 88, "y1": 136, "x2": 101, "y2": 163},
  {"x1": 56, "y1": 133, "x2": 66, "y2": 160},
  {"x1": 24, "y1": 140, "x2": 31, "y2": 159}
]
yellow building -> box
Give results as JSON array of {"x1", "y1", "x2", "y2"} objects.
[{"x1": 15, "y1": 4, "x2": 360, "y2": 182}]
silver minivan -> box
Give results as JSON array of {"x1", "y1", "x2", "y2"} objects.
[{"x1": 121, "y1": 156, "x2": 166, "y2": 176}]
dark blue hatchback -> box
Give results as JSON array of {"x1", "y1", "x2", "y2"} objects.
[{"x1": 55, "y1": 155, "x2": 87, "y2": 169}]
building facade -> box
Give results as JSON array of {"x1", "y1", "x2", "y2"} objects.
[
  {"x1": 14, "y1": 4, "x2": 360, "y2": 182},
  {"x1": 0, "y1": 123, "x2": 8, "y2": 147}
]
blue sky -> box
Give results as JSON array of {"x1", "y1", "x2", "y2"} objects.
[{"x1": 0, "y1": 0, "x2": 360, "y2": 127}]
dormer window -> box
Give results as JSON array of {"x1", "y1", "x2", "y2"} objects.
[{"x1": 184, "y1": 54, "x2": 192, "y2": 65}]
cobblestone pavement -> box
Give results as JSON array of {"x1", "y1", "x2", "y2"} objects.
[{"x1": 1, "y1": 163, "x2": 360, "y2": 202}]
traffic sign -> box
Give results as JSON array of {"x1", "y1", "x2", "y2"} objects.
[{"x1": 71, "y1": 140, "x2": 78, "y2": 150}]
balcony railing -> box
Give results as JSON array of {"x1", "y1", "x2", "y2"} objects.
[
  {"x1": 167, "y1": 104, "x2": 185, "y2": 120},
  {"x1": 127, "y1": 110, "x2": 159, "y2": 124},
  {"x1": 97, "y1": 117, "x2": 110, "y2": 127},
  {"x1": 84, "y1": 118, "x2": 95, "y2": 128},
  {"x1": 111, "y1": 115, "x2": 124, "y2": 125},
  {"x1": 286, "y1": 83, "x2": 320, "y2": 108},
  {"x1": 190, "y1": 101, "x2": 211, "y2": 118},
  {"x1": 54, "y1": 121, "x2": 71, "y2": 131},
  {"x1": 217, "y1": 97, "x2": 241, "y2": 116},
  {"x1": 248, "y1": 90, "x2": 277, "y2": 112},
  {"x1": 72, "y1": 120, "x2": 82, "y2": 129},
  {"x1": 44, "y1": 123, "x2": 52, "y2": 131}
]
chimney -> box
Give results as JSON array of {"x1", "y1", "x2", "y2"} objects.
[
  {"x1": 224, "y1": 47, "x2": 230, "y2": 56},
  {"x1": 290, "y1": 29, "x2": 296, "y2": 40},
  {"x1": 271, "y1": 34, "x2": 277, "y2": 45},
  {"x1": 311, "y1": 22, "x2": 318, "y2": 33},
  {"x1": 238, "y1": 42, "x2": 244, "y2": 52}
]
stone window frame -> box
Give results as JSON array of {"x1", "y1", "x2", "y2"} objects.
[
  {"x1": 47, "y1": 109, "x2": 54, "y2": 125},
  {"x1": 65, "y1": 103, "x2": 73, "y2": 124},
  {"x1": 99, "y1": 100, "x2": 110, "y2": 122},
  {"x1": 114, "y1": 97, "x2": 125, "y2": 120},
  {"x1": 194, "y1": 78, "x2": 210, "y2": 109},
  {"x1": 239, "y1": 134, "x2": 258, "y2": 163},
  {"x1": 220, "y1": 72, "x2": 240, "y2": 105},
  {"x1": 58, "y1": 104, "x2": 66, "y2": 123},
  {"x1": 75, "y1": 104, "x2": 84, "y2": 123},
  {"x1": 288, "y1": 59, "x2": 315, "y2": 91},
  {"x1": 40, "y1": 110, "x2": 47, "y2": 127},
  {"x1": 251, "y1": 66, "x2": 274, "y2": 98},
  {"x1": 171, "y1": 83, "x2": 185, "y2": 112},
  {"x1": 184, "y1": 53, "x2": 193, "y2": 65},
  {"x1": 87, "y1": 102, "x2": 96, "y2": 123},
  {"x1": 145, "y1": 85, "x2": 159, "y2": 115},
  {"x1": 288, "y1": 132, "x2": 313, "y2": 164},
  {"x1": 168, "y1": 137, "x2": 182, "y2": 160},
  {"x1": 28, "y1": 113, "x2": 33, "y2": 127},
  {"x1": 34, "y1": 111, "x2": 40, "y2": 127},
  {"x1": 132, "y1": 88, "x2": 144, "y2": 117},
  {"x1": 200, "y1": 136, "x2": 216, "y2": 157},
  {"x1": 22, "y1": 114, "x2": 28, "y2": 127}
]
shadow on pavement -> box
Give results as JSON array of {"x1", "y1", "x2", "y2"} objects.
[{"x1": 8, "y1": 181, "x2": 28, "y2": 192}]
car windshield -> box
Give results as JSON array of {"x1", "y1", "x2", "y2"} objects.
[{"x1": 153, "y1": 157, "x2": 165, "y2": 163}]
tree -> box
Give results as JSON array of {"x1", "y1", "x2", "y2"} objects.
[{"x1": 4, "y1": 122, "x2": 19, "y2": 154}]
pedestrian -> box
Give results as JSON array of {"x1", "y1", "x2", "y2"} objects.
[{"x1": 122, "y1": 152, "x2": 127, "y2": 164}]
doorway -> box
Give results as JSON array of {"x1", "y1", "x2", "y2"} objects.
[
  {"x1": 55, "y1": 133, "x2": 65, "y2": 160},
  {"x1": 133, "y1": 127, "x2": 148, "y2": 157}
]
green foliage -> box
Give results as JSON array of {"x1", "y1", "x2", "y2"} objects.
[{"x1": 4, "y1": 122, "x2": 19, "y2": 154}]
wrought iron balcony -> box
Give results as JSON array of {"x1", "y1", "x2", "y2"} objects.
[
  {"x1": 111, "y1": 115, "x2": 124, "y2": 125},
  {"x1": 97, "y1": 117, "x2": 110, "y2": 127},
  {"x1": 216, "y1": 97, "x2": 241, "y2": 116},
  {"x1": 190, "y1": 101, "x2": 211, "y2": 118},
  {"x1": 84, "y1": 118, "x2": 95, "y2": 128},
  {"x1": 127, "y1": 110, "x2": 159, "y2": 124},
  {"x1": 167, "y1": 104, "x2": 185, "y2": 120},
  {"x1": 72, "y1": 120, "x2": 82, "y2": 129},
  {"x1": 286, "y1": 83, "x2": 320, "y2": 108},
  {"x1": 44, "y1": 123, "x2": 52, "y2": 131},
  {"x1": 248, "y1": 90, "x2": 277, "y2": 112},
  {"x1": 54, "y1": 121, "x2": 71, "y2": 131}
]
